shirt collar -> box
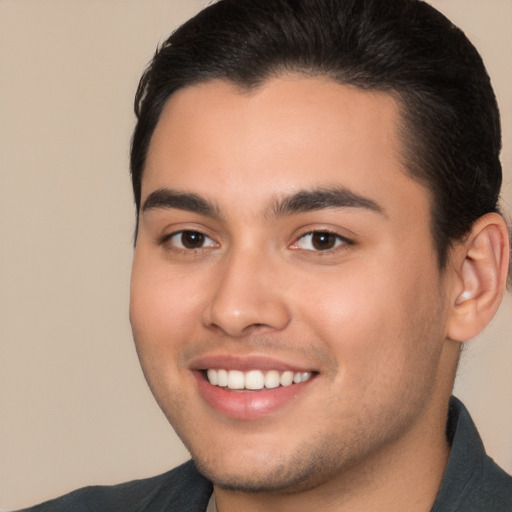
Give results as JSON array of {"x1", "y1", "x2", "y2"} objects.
[{"x1": 430, "y1": 396, "x2": 486, "y2": 511}]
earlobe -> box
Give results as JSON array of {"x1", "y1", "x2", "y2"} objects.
[{"x1": 447, "y1": 213, "x2": 510, "y2": 342}]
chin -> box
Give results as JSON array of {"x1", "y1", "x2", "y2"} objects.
[
  {"x1": 193, "y1": 457, "x2": 324, "y2": 494},
  {"x1": 189, "y1": 436, "x2": 357, "y2": 494}
]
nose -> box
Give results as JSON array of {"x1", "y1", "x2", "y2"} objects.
[{"x1": 202, "y1": 248, "x2": 291, "y2": 337}]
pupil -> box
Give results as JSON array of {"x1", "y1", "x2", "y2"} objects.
[
  {"x1": 312, "y1": 232, "x2": 335, "y2": 250},
  {"x1": 182, "y1": 231, "x2": 204, "y2": 249}
]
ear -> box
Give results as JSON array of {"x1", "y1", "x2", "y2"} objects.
[{"x1": 447, "y1": 212, "x2": 510, "y2": 342}]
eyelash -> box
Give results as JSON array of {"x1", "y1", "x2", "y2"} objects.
[
  {"x1": 160, "y1": 230, "x2": 218, "y2": 252},
  {"x1": 159, "y1": 229, "x2": 353, "y2": 254},
  {"x1": 291, "y1": 230, "x2": 353, "y2": 252}
]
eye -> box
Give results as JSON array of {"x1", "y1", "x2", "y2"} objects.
[
  {"x1": 293, "y1": 231, "x2": 349, "y2": 251},
  {"x1": 167, "y1": 230, "x2": 217, "y2": 250}
]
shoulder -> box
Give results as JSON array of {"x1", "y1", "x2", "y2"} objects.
[
  {"x1": 432, "y1": 397, "x2": 512, "y2": 512},
  {"x1": 449, "y1": 455, "x2": 512, "y2": 511},
  {"x1": 16, "y1": 460, "x2": 212, "y2": 512},
  {"x1": 473, "y1": 456, "x2": 512, "y2": 508}
]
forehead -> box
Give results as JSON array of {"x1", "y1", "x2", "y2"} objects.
[{"x1": 143, "y1": 77, "x2": 430, "y2": 223}]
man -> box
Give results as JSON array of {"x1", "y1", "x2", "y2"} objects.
[{"x1": 19, "y1": 0, "x2": 511, "y2": 510}]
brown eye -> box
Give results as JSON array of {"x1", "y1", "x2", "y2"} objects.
[
  {"x1": 181, "y1": 231, "x2": 205, "y2": 248},
  {"x1": 293, "y1": 231, "x2": 349, "y2": 251},
  {"x1": 311, "y1": 232, "x2": 338, "y2": 250},
  {"x1": 167, "y1": 230, "x2": 217, "y2": 250}
]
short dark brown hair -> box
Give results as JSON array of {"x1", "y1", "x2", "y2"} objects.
[{"x1": 131, "y1": 0, "x2": 504, "y2": 270}]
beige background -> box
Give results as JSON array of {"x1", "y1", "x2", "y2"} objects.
[{"x1": 0, "y1": 0, "x2": 511, "y2": 509}]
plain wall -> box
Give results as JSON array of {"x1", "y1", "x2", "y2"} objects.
[{"x1": 1, "y1": 1, "x2": 511, "y2": 509}]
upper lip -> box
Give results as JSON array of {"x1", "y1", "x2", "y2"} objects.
[{"x1": 188, "y1": 354, "x2": 317, "y2": 373}]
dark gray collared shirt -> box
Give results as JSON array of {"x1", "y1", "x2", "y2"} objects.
[{"x1": 431, "y1": 397, "x2": 512, "y2": 511}]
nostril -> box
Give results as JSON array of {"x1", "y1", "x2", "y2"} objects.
[{"x1": 201, "y1": 276, "x2": 292, "y2": 336}]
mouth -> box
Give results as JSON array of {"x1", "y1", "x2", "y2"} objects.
[
  {"x1": 190, "y1": 355, "x2": 318, "y2": 420},
  {"x1": 204, "y1": 368, "x2": 313, "y2": 390}
]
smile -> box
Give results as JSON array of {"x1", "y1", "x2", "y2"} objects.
[
  {"x1": 193, "y1": 358, "x2": 318, "y2": 420},
  {"x1": 206, "y1": 369, "x2": 313, "y2": 390}
]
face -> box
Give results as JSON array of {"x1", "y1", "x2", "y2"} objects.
[{"x1": 130, "y1": 77, "x2": 454, "y2": 493}]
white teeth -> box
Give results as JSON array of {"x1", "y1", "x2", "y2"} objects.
[
  {"x1": 280, "y1": 371, "x2": 294, "y2": 387},
  {"x1": 205, "y1": 369, "x2": 313, "y2": 389},
  {"x1": 293, "y1": 371, "x2": 313, "y2": 384},
  {"x1": 207, "y1": 369, "x2": 218, "y2": 385},
  {"x1": 264, "y1": 370, "x2": 280, "y2": 389},
  {"x1": 301, "y1": 372, "x2": 312, "y2": 381},
  {"x1": 245, "y1": 370, "x2": 265, "y2": 390},
  {"x1": 227, "y1": 370, "x2": 245, "y2": 390},
  {"x1": 217, "y1": 369, "x2": 228, "y2": 387}
]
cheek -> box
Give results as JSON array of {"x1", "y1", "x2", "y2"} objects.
[
  {"x1": 293, "y1": 263, "x2": 399, "y2": 341},
  {"x1": 129, "y1": 262, "x2": 211, "y2": 431},
  {"x1": 129, "y1": 253, "x2": 204, "y2": 363},
  {"x1": 292, "y1": 256, "x2": 443, "y2": 383}
]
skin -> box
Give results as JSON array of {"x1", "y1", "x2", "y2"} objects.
[{"x1": 130, "y1": 77, "x2": 465, "y2": 511}]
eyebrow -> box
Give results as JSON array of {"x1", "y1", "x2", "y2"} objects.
[
  {"x1": 267, "y1": 187, "x2": 385, "y2": 218},
  {"x1": 141, "y1": 186, "x2": 385, "y2": 220},
  {"x1": 142, "y1": 188, "x2": 221, "y2": 218}
]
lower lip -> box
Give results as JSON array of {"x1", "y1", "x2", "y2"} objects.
[{"x1": 194, "y1": 372, "x2": 314, "y2": 420}]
